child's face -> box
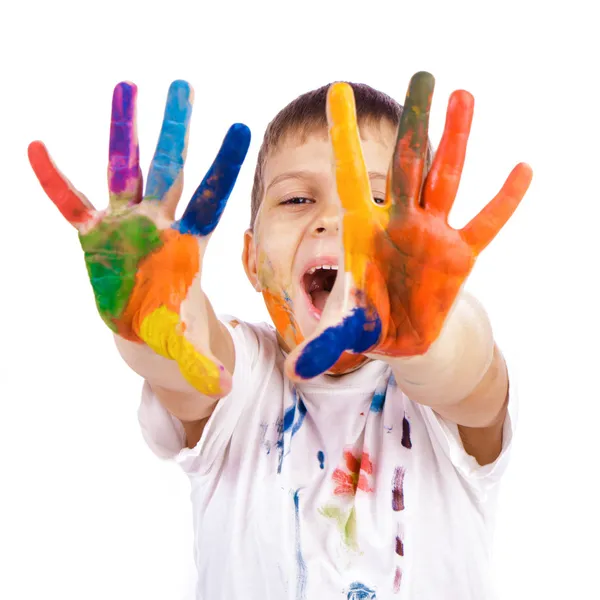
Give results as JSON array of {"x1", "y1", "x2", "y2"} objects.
[{"x1": 243, "y1": 120, "x2": 396, "y2": 373}]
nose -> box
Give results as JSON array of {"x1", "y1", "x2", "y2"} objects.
[{"x1": 312, "y1": 201, "x2": 340, "y2": 236}]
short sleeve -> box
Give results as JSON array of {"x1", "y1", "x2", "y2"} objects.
[
  {"x1": 418, "y1": 356, "x2": 519, "y2": 495},
  {"x1": 137, "y1": 317, "x2": 266, "y2": 476}
]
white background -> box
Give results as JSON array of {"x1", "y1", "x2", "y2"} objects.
[{"x1": 1, "y1": 0, "x2": 599, "y2": 598}]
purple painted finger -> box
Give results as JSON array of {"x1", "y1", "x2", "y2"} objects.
[{"x1": 108, "y1": 82, "x2": 142, "y2": 206}]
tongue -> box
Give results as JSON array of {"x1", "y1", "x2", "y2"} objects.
[{"x1": 311, "y1": 290, "x2": 330, "y2": 312}]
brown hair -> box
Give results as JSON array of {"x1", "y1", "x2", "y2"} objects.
[{"x1": 250, "y1": 81, "x2": 433, "y2": 228}]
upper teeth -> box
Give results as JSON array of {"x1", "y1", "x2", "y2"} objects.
[{"x1": 307, "y1": 265, "x2": 338, "y2": 274}]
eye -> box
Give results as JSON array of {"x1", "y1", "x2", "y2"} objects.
[
  {"x1": 279, "y1": 197, "x2": 315, "y2": 206},
  {"x1": 373, "y1": 196, "x2": 386, "y2": 205}
]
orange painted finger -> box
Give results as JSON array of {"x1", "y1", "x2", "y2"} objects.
[
  {"x1": 461, "y1": 163, "x2": 533, "y2": 254},
  {"x1": 390, "y1": 72, "x2": 434, "y2": 212},
  {"x1": 422, "y1": 90, "x2": 474, "y2": 216},
  {"x1": 28, "y1": 141, "x2": 94, "y2": 227}
]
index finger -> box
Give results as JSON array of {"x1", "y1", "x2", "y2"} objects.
[{"x1": 390, "y1": 71, "x2": 434, "y2": 212}]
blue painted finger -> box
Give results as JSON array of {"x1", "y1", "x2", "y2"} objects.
[
  {"x1": 145, "y1": 80, "x2": 193, "y2": 201},
  {"x1": 174, "y1": 123, "x2": 251, "y2": 236},
  {"x1": 293, "y1": 307, "x2": 382, "y2": 379}
]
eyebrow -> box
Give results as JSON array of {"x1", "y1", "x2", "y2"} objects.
[{"x1": 266, "y1": 169, "x2": 387, "y2": 193}]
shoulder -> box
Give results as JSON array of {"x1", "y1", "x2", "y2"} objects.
[{"x1": 219, "y1": 316, "x2": 281, "y2": 369}]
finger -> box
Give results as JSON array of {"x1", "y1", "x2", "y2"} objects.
[
  {"x1": 461, "y1": 163, "x2": 533, "y2": 254},
  {"x1": 174, "y1": 123, "x2": 251, "y2": 237},
  {"x1": 28, "y1": 141, "x2": 94, "y2": 227},
  {"x1": 288, "y1": 304, "x2": 382, "y2": 380},
  {"x1": 422, "y1": 90, "x2": 474, "y2": 216},
  {"x1": 108, "y1": 81, "x2": 143, "y2": 209},
  {"x1": 144, "y1": 80, "x2": 193, "y2": 203},
  {"x1": 327, "y1": 83, "x2": 378, "y2": 284},
  {"x1": 327, "y1": 83, "x2": 374, "y2": 218},
  {"x1": 390, "y1": 71, "x2": 434, "y2": 211}
]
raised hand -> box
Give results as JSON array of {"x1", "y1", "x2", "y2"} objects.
[
  {"x1": 28, "y1": 81, "x2": 250, "y2": 397},
  {"x1": 287, "y1": 72, "x2": 532, "y2": 380}
]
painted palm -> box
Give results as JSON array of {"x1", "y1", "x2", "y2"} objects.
[
  {"x1": 287, "y1": 72, "x2": 533, "y2": 380},
  {"x1": 28, "y1": 81, "x2": 250, "y2": 397}
]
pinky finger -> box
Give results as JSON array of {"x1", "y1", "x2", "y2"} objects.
[
  {"x1": 461, "y1": 163, "x2": 533, "y2": 254},
  {"x1": 28, "y1": 141, "x2": 95, "y2": 227}
]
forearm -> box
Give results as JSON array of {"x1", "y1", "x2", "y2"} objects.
[
  {"x1": 387, "y1": 292, "x2": 508, "y2": 428},
  {"x1": 114, "y1": 291, "x2": 234, "y2": 424}
]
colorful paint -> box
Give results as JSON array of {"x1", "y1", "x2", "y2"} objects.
[
  {"x1": 289, "y1": 72, "x2": 532, "y2": 379},
  {"x1": 276, "y1": 389, "x2": 307, "y2": 473},
  {"x1": 395, "y1": 536, "x2": 404, "y2": 556},
  {"x1": 144, "y1": 80, "x2": 192, "y2": 202},
  {"x1": 319, "y1": 505, "x2": 358, "y2": 552},
  {"x1": 108, "y1": 81, "x2": 142, "y2": 208},
  {"x1": 332, "y1": 450, "x2": 374, "y2": 496},
  {"x1": 401, "y1": 415, "x2": 412, "y2": 449},
  {"x1": 347, "y1": 581, "x2": 377, "y2": 599},
  {"x1": 317, "y1": 451, "x2": 325, "y2": 469},
  {"x1": 392, "y1": 466, "x2": 406, "y2": 512},
  {"x1": 293, "y1": 489, "x2": 307, "y2": 600},
  {"x1": 393, "y1": 568, "x2": 402, "y2": 594},
  {"x1": 369, "y1": 375, "x2": 388, "y2": 413},
  {"x1": 28, "y1": 81, "x2": 251, "y2": 397}
]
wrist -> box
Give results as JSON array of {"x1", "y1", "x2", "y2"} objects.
[{"x1": 384, "y1": 293, "x2": 495, "y2": 406}]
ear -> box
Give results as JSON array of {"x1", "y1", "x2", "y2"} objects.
[{"x1": 242, "y1": 228, "x2": 261, "y2": 291}]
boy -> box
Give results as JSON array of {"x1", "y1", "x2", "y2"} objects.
[{"x1": 28, "y1": 72, "x2": 532, "y2": 599}]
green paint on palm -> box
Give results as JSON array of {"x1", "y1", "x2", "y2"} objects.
[
  {"x1": 319, "y1": 505, "x2": 358, "y2": 551},
  {"x1": 79, "y1": 215, "x2": 163, "y2": 329}
]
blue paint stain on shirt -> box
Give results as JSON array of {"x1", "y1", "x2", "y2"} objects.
[
  {"x1": 370, "y1": 372, "x2": 393, "y2": 412},
  {"x1": 294, "y1": 306, "x2": 381, "y2": 379},
  {"x1": 277, "y1": 389, "x2": 307, "y2": 473},
  {"x1": 175, "y1": 123, "x2": 251, "y2": 236},
  {"x1": 347, "y1": 581, "x2": 376, "y2": 599},
  {"x1": 293, "y1": 489, "x2": 307, "y2": 600},
  {"x1": 370, "y1": 390, "x2": 385, "y2": 413},
  {"x1": 317, "y1": 451, "x2": 325, "y2": 469}
]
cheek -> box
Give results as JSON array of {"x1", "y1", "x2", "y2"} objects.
[{"x1": 255, "y1": 228, "x2": 301, "y2": 289}]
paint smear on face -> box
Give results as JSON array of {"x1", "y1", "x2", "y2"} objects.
[
  {"x1": 293, "y1": 489, "x2": 307, "y2": 600},
  {"x1": 347, "y1": 581, "x2": 377, "y2": 599},
  {"x1": 393, "y1": 568, "x2": 402, "y2": 594},
  {"x1": 401, "y1": 415, "x2": 412, "y2": 449},
  {"x1": 317, "y1": 451, "x2": 325, "y2": 469},
  {"x1": 392, "y1": 466, "x2": 405, "y2": 511}
]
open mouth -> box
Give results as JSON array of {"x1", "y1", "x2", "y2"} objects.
[{"x1": 302, "y1": 264, "x2": 338, "y2": 315}]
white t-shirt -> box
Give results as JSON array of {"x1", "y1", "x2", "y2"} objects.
[{"x1": 138, "y1": 319, "x2": 516, "y2": 600}]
